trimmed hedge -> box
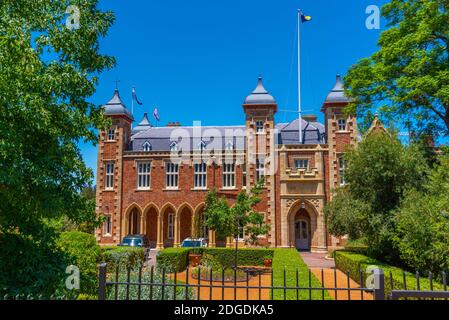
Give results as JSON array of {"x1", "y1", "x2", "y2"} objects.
[
  {"x1": 156, "y1": 248, "x2": 190, "y2": 273},
  {"x1": 272, "y1": 249, "x2": 332, "y2": 300},
  {"x1": 156, "y1": 248, "x2": 274, "y2": 272},
  {"x1": 200, "y1": 248, "x2": 274, "y2": 268},
  {"x1": 335, "y1": 250, "x2": 445, "y2": 297},
  {"x1": 101, "y1": 246, "x2": 146, "y2": 272}
]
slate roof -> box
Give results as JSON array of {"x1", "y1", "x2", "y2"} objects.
[
  {"x1": 130, "y1": 119, "x2": 326, "y2": 152},
  {"x1": 324, "y1": 74, "x2": 351, "y2": 104},
  {"x1": 277, "y1": 119, "x2": 326, "y2": 145},
  {"x1": 131, "y1": 125, "x2": 247, "y2": 152},
  {"x1": 244, "y1": 77, "x2": 277, "y2": 105},
  {"x1": 133, "y1": 113, "x2": 153, "y2": 134},
  {"x1": 103, "y1": 89, "x2": 134, "y2": 120}
]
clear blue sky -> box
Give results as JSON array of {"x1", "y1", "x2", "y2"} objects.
[{"x1": 81, "y1": 0, "x2": 388, "y2": 181}]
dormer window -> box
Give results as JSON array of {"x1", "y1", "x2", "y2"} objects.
[
  {"x1": 107, "y1": 129, "x2": 115, "y2": 141},
  {"x1": 143, "y1": 141, "x2": 152, "y2": 152},
  {"x1": 198, "y1": 141, "x2": 206, "y2": 151},
  {"x1": 225, "y1": 141, "x2": 234, "y2": 151},
  {"x1": 170, "y1": 142, "x2": 178, "y2": 152},
  {"x1": 338, "y1": 119, "x2": 347, "y2": 131},
  {"x1": 255, "y1": 121, "x2": 265, "y2": 134}
]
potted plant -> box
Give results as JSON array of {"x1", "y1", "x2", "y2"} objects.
[
  {"x1": 263, "y1": 258, "x2": 273, "y2": 268},
  {"x1": 188, "y1": 214, "x2": 204, "y2": 267}
]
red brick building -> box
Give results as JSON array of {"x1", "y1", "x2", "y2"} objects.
[{"x1": 95, "y1": 75, "x2": 357, "y2": 252}]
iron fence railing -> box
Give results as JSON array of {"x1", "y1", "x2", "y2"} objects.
[{"x1": 97, "y1": 263, "x2": 383, "y2": 301}]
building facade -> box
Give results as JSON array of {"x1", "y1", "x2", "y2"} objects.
[{"x1": 95, "y1": 75, "x2": 357, "y2": 253}]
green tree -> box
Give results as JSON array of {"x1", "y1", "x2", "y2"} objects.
[
  {"x1": 203, "y1": 179, "x2": 270, "y2": 247},
  {"x1": 325, "y1": 132, "x2": 429, "y2": 262},
  {"x1": 393, "y1": 154, "x2": 449, "y2": 274},
  {"x1": 345, "y1": 0, "x2": 449, "y2": 137},
  {"x1": 0, "y1": 1, "x2": 114, "y2": 295}
]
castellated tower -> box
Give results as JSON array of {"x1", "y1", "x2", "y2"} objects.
[
  {"x1": 95, "y1": 89, "x2": 133, "y2": 244},
  {"x1": 242, "y1": 77, "x2": 278, "y2": 247}
]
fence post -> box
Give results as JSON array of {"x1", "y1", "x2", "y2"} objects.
[
  {"x1": 373, "y1": 268, "x2": 385, "y2": 301},
  {"x1": 98, "y1": 263, "x2": 107, "y2": 301}
]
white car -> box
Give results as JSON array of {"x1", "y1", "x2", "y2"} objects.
[{"x1": 180, "y1": 238, "x2": 208, "y2": 248}]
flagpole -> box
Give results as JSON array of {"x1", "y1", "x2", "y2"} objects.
[{"x1": 297, "y1": 9, "x2": 303, "y2": 144}]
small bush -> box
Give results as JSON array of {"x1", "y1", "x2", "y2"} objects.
[
  {"x1": 272, "y1": 249, "x2": 332, "y2": 300},
  {"x1": 101, "y1": 246, "x2": 145, "y2": 272},
  {"x1": 156, "y1": 248, "x2": 190, "y2": 273},
  {"x1": 58, "y1": 231, "x2": 101, "y2": 296},
  {"x1": 335, "y1": 250, "x2": 445, "y2": 297},
  {"x1": 107, "y1": 270, "x2": 195, "y2": 300}
]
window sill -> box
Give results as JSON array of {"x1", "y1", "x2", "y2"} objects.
[
  {"x1": 103, "y1": 234, "x2": 112, "y2": 238},
  {"x1": 220, "y1": 188, "x2": 237, "y2": 191},
  {"x1": 191, "y1": 188, "x2": 208, "y2": 191},
  {"x1": 103, "y1": 189, "x2": 114, "y2": 192},
  {"x1": 135, "y1": 188, "x2": 151, "y2": 192},
  {"x1": 163, "y1": 188, "x2": 181, "y2": 192}
]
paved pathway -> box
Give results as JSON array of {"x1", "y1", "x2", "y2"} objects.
[{"x1": 300, "y1": 252, "x2": 373, "y2": 300}]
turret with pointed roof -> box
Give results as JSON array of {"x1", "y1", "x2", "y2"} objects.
[
  {"x1": 322, "y1": 74, "x2": 352, "y2": 108},
  {"x1": 133, "y1": 113, "x2": 152, "y2": 134},
  {"x1": 243, "y1": 77, "x2": 277, "y2": 107},
  {"x1": 103, "y1": 89, "x2": 134, "y2": 121}
]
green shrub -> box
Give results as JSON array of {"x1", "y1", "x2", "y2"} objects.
[
  {"x1": 156, "y1": 248, "x2": 190, "y2": 273},
  {"x1": 272, "y1": 249, "x2": 332, "y2": 300},
  {"x1": 335, "y1": 250, "x2": 445, "y2": 297},
  {"x1": 107, "y1": 269, "x2": 195, "y2": 300},
  {"x1": 101, "y1": 246, "x2": 145, "y2": 272},
  {"x1": 0, "y1": 233, "x2": 67, "y2": 297},
  {"x1": 57, "y1": 231, "x2": 101, "y2": 296},
  {"x1": 202, "y1": 248, "x2": 274, "y2": 268}
]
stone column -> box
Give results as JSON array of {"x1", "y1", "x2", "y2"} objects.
[
  {"x1": 156, "y1": 214, "x2": 164, "y2": 249},
  {"x1": 174, "y1": 215, "x2": 181, "y2": 247},
  {"x1": 208, "y1": 230, "x2": 216, "y2": 248},
  {"x1": 140, "y1": 213, "x2": 145, "y2": 235}
]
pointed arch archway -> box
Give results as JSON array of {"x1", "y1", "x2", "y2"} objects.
[
  {"x1": 160, "y1": 203, "x2": 177, "y2": 248},
  {"x1": 287, "y1": 199, "x2": 319, "y2": 251},
  {"x1": 177, "y1": 203, "x2": 194, "y2": 246},
  {"x1": 123, "y1": 203, "x2": 143, "y2": 237},
  {"x1": 143, "y1": 203, "x2": 159, "y2": 248}
]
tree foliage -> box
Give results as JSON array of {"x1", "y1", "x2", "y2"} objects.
[
  {"x1": 203, "y1": 179, "x2": 270, "y2": 245},
  {"x1": 345, "y1": 0, "x2": 449, "y2": 136},
  {"x1": 325, "y1": 132, "x2": 429, "y2": 262},
  {"x1": 0, "y1": 0, "x2": 114, "y2": 295},
  {"x1": 393, "y1": 154, "x2": 449, "y2": 273}
]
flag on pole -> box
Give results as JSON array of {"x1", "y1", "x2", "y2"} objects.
[
  {"x1": 132, "y1": 87, "x2": 143, "y2": 105},
  {"x1": 153, "y1": 107, "x2": 160, "y2": 121},
  {"x1": 299, "y1": 10, "x2": 312, "y2": 23}
]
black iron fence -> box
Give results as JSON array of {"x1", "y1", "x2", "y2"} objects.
[{"x1": 97, "y1": 263, "x2": 385, "y2": 301}]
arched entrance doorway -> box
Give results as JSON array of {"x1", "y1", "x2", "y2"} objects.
[
  {"x1": 179, "y1": 206, "x2": 193, "y2": 243},
  {"x1": 294, "y1": 209, "x2": 311, "y2": 251},
  {"x1": 145, "y1": 206, "x2": 158, "y2": 248},
  {"x1": 128, "y1": 208, "x2": 140, "y2": 235},
  {"x1": 161, "y1": 204, "x2": 176, "y2": 248}
]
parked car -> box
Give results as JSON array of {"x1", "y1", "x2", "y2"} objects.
[
  {"x1": 119, "y1": 234, "x2": 151, "y2": 258},
  {"x1": 181, "y1": 238, "x2": 208, "y2": 248}
]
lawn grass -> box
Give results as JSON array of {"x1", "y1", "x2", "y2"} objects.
[{"x1": 272, "y1": 249, "x2": 332, "y2": 300}]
